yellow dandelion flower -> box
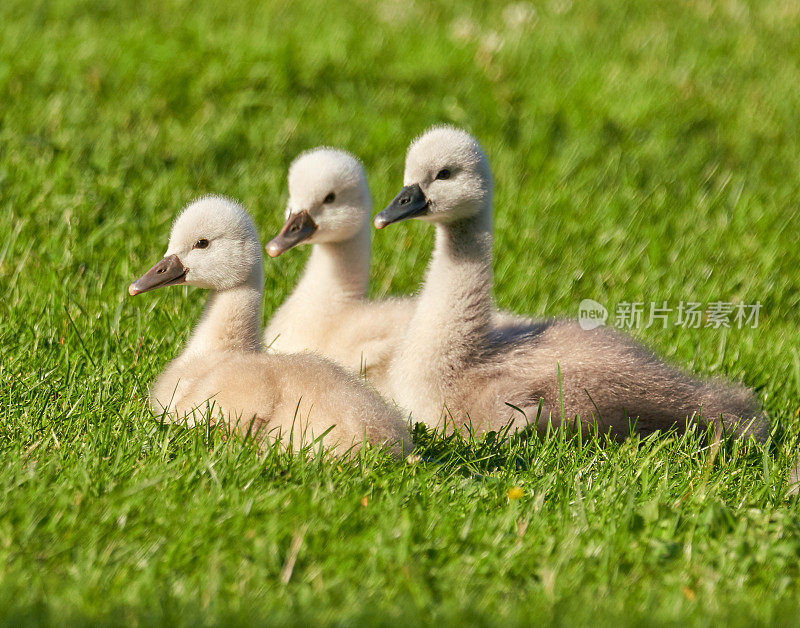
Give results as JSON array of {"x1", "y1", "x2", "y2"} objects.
[{"x1": 507, "y1": 487, "x2": 525, "y2": 500}]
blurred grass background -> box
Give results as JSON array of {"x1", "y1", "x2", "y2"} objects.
[{"x1": 1, "y1": 0, "x2": 799, "y2": 624}]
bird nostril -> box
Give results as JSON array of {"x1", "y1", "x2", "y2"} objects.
[
  {"x1": 157, "y1": 268, "x2": 164, "y2": 274},
  {"x1": 400, "y1": 197, "x2": 409, "y2": 205}
]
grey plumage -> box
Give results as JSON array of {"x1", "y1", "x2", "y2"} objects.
[{"x1": 378, "y1": 127, "x2": 768, "y2": 441}]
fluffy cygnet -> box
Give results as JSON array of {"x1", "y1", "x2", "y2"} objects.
[
  {"x1": 129, "y1": 196, "x2": 412, "y2": 457},
  {"x1": 373, "y1": 127, "x2": 768, "y2": 442}
]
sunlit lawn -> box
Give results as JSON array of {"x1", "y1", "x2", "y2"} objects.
[{"x1": 1, "y1": 0, "x2": 799, "y2": 623}]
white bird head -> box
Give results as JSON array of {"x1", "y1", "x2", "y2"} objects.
[
  {"x1": 374, "y1": 126, "x2": 492, "y2": 229},
  {"x1": 266, "y1": 148, "x2": 370, "y2": 257},
  {"x1": 129, "y1": 196, "x2": 262, "y2": 296}
]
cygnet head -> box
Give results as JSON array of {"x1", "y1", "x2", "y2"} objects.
[
  {"x1": 129, "y1": 196, "x2": 263, "y2": 296},
  {"x1": 265, "y1": 148, "x2": 370, "y2": 257},
  {"x1": 374, "y1": 126, "x2": 492, "y2": 229}
]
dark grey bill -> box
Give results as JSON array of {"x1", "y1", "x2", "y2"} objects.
[
  {"x1": 373, "y1": 184, "x2": 429, "y2": 229},
  {"x1": 128, "y1": 254, "x2": 188, "y2": 296},
  {"x1": 265, "y1": 210, "x2": 318, "y2": 257}
]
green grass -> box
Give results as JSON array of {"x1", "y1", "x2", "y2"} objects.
[{"x1": 2, "y1": 0, "x2": 800, "y2": 624}]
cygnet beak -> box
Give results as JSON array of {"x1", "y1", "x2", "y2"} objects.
[
  {"x1": 265, "y1": 210, "x2": 318, "y2": 257},
  {"x1": 374, "y1": 184, "x2": 429, "y2": 229},
  {"x1": 129, "y1": 254, "x2": 188, "y2": 296}
]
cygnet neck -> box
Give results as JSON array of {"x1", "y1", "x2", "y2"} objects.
[
  {"x1": 293, "y1": 221, "x2": 371, "y2": 302},
  {"x1": 402, "y1": 205, "x2": 494, "y2": 370},
  {"x1": 185, "y1": 268, "x2": 264, "y2": 356}
]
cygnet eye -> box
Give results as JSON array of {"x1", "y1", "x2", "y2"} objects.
[
  {"x1": 193, "y1": 238, "x2": 209, "y2": 249},
  {"x1": 435, "y1": 169, "x2": 451, "y2": 180},
  {"x1": 323, "y1": 192, "x2": 336, "y2": 204}
]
